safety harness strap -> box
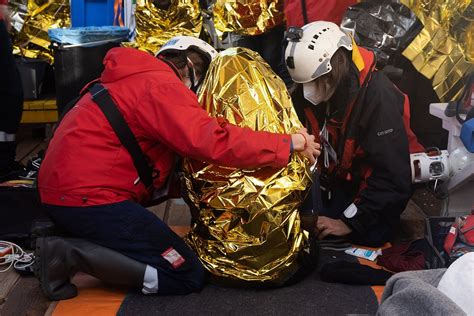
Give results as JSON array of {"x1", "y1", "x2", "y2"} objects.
[{"x1": 89, "y1": 83, "x2": 154, "y2": 188}]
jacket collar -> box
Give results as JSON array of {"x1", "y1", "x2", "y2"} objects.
[{"x1": 352, "y1": 42, "x2": 375, "y2": 86}]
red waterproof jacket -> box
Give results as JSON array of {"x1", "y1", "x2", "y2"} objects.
[
  {"x1": 38, "y1": 48, "x2": 291, "y2": 207},
  {"x1": 284, "y1": 0, "x2": 357, "y2": 28}
]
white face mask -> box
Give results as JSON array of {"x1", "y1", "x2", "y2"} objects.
[
  {"x1": 182, "y1": 73, "x2": 192, "y2": 89},
  {"x1": 303, "y1": 82, "x2": 324, "y2": 106},
  {"x1": 178, "y1": 58, "x2": 200, "y2": 90}
]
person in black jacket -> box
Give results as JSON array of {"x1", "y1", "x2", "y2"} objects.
[
  {"x1": 0, "y1": 1, "x2": 24, "y2": 182},
  {"x1": 285, "y1": 21, "x2": 424, "y2": 246}
]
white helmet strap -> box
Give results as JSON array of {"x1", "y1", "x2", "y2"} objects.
[
  {"x1": 186, "y1": 57, "x2": 200, "y2": 93},
  {"x1": 285, "y1": 27, "x2": 304, "y2": 70}
]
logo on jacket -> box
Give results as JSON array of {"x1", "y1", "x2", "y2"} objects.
[{"x1": 377, "y1": 128, "x2": 394, "y2": 137}]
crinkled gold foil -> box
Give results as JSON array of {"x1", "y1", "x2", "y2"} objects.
[
  {"x1": 213, "y1": 0, "x2": 284, "y2": 36},
  {"x1": 12, "y1": 0, "x2": 70, "y2": 63},
  {"x1": 125, "y1": 0, "x2": 202, "y2": 54},
  {"x1": 401, "y1": 0, "x2": 473, "y2": 101},
  {"x1": 183, "y1": 47, "x2": 312, "y2": 284}
]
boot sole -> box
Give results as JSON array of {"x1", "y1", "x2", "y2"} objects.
[
  {"x1": 34, "y1": 237, "x2": 77, "y2": 301},
  {"x1": 34, "y1": 237, "x2": 51, "y2": 299}
]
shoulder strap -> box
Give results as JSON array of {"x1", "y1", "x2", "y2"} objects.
[
  {"x1": 300, "y1": 0, "x2": 309, "y2": 25},
  {"x1": 88, "y1": 83, "x2": 154, "y2": 188},
  {"x1": 310, "y1": 170, "x2": 323, "y2": 215},
  {"x1": 303, "y1": 107, "x2": 321, "y2": 137},
  {"x1": 51, "y1": 86, "x2": 93, "y2": 141},
  {"x1": 55, "y1": 79, "x2": 102, "y2": 130}
]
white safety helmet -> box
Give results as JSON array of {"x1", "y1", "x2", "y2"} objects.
[
  {"x1": 156, "y1": 36, "x2": 218, "y2": 66},
  {"x1": 156, "y1": 36, "x2": 218, "y2": 92},
  {"x1": 285, "y1": 21, "x2": 353, "y2": 83}
]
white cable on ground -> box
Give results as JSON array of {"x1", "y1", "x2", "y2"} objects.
[{"x1": 0, "y1": 240, "x2": 34, "y2": 273}]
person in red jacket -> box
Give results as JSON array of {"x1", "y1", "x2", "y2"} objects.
[
  {"x1": 285, "y1": 22, "x2": 423, "y2": 246},
  {"x1": 283, "y1": 0, "x2": 357, "y2": 28},
  {"x1": 35, "y1": 36, "x2": 321, "y2": 300},
  {"x1": 0, "y1": 0, "x2": 24, "y2": 181}
]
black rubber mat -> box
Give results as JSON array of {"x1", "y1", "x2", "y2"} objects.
[{"x1": 118, "y1": 250, "x2": 379, "y2": 315}]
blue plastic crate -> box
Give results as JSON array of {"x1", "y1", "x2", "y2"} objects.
[{"x1": 71, "y1": 0, "x2": 121, "y2": 27}]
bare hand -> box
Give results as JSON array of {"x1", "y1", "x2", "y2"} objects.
[
  {"x1": 291, "y1": 128, "x2": 321, "y2": 164},
  {"x1": 316, "y1": 216, "x2": 352, "y2": 240}
]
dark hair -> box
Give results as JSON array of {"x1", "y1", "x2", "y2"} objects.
[
  {"x1": 313, "y1": 48, "x2": 351, "y2": 100},
  {"x1": 160, "y1": 51, "x2": 187, "y2": 69},
  {"x1": 160, "y1": 48, "x2": 210, "y2": 72}
]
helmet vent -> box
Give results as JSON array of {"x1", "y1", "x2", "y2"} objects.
[{"x1": 308, "y1": 45, "x2": 314, "y2": 50}]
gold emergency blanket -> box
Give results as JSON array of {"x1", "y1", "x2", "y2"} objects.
[
  {"x1": 183, "y1": 47, "x2": 312, "y2": 284},
  {"x1": 213, "y1": 0, "x2": 284, "y2": 36},
  {"x1": 401, "y1": 0, "x2": 473, "y2": 101},
  {"x1": 11, "y1": 0, "x2": 70, "y2": 63},
  {"x1": 129, "y1": 0, "x2": 202, "y2": 54}
]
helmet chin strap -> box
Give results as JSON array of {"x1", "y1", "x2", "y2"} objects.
[
  {"x1": 186, "y1": 57, "x2": 200, "y2": 93},
  {"x1": 189, "y1": 68, "x2": 198, "y2": 93}
]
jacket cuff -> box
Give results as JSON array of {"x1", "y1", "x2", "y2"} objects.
[
  {"x1": 340, "y1": 203, "x2": 366, "y2": 235},
  {"x1": 273, "y1": 134, "x2": 292, "y2": 168}
]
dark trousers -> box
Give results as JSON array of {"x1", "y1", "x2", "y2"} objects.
[
  {"x1": 237, "y1": 25, "x2": 293, "y2": 88},
  {"x1": 45, "y1": 201, "x2": 205, "y2": 293},
  {"x1": 0, "y1": 21, "x2": 23, "y2": 134},
  {"x1": 0, "y1": 20, "x2": 23, "y2": 170}
]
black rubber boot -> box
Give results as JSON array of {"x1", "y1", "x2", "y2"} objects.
[{"x1": 34, "y1": 236, "x2": 147, "y2": 301}]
